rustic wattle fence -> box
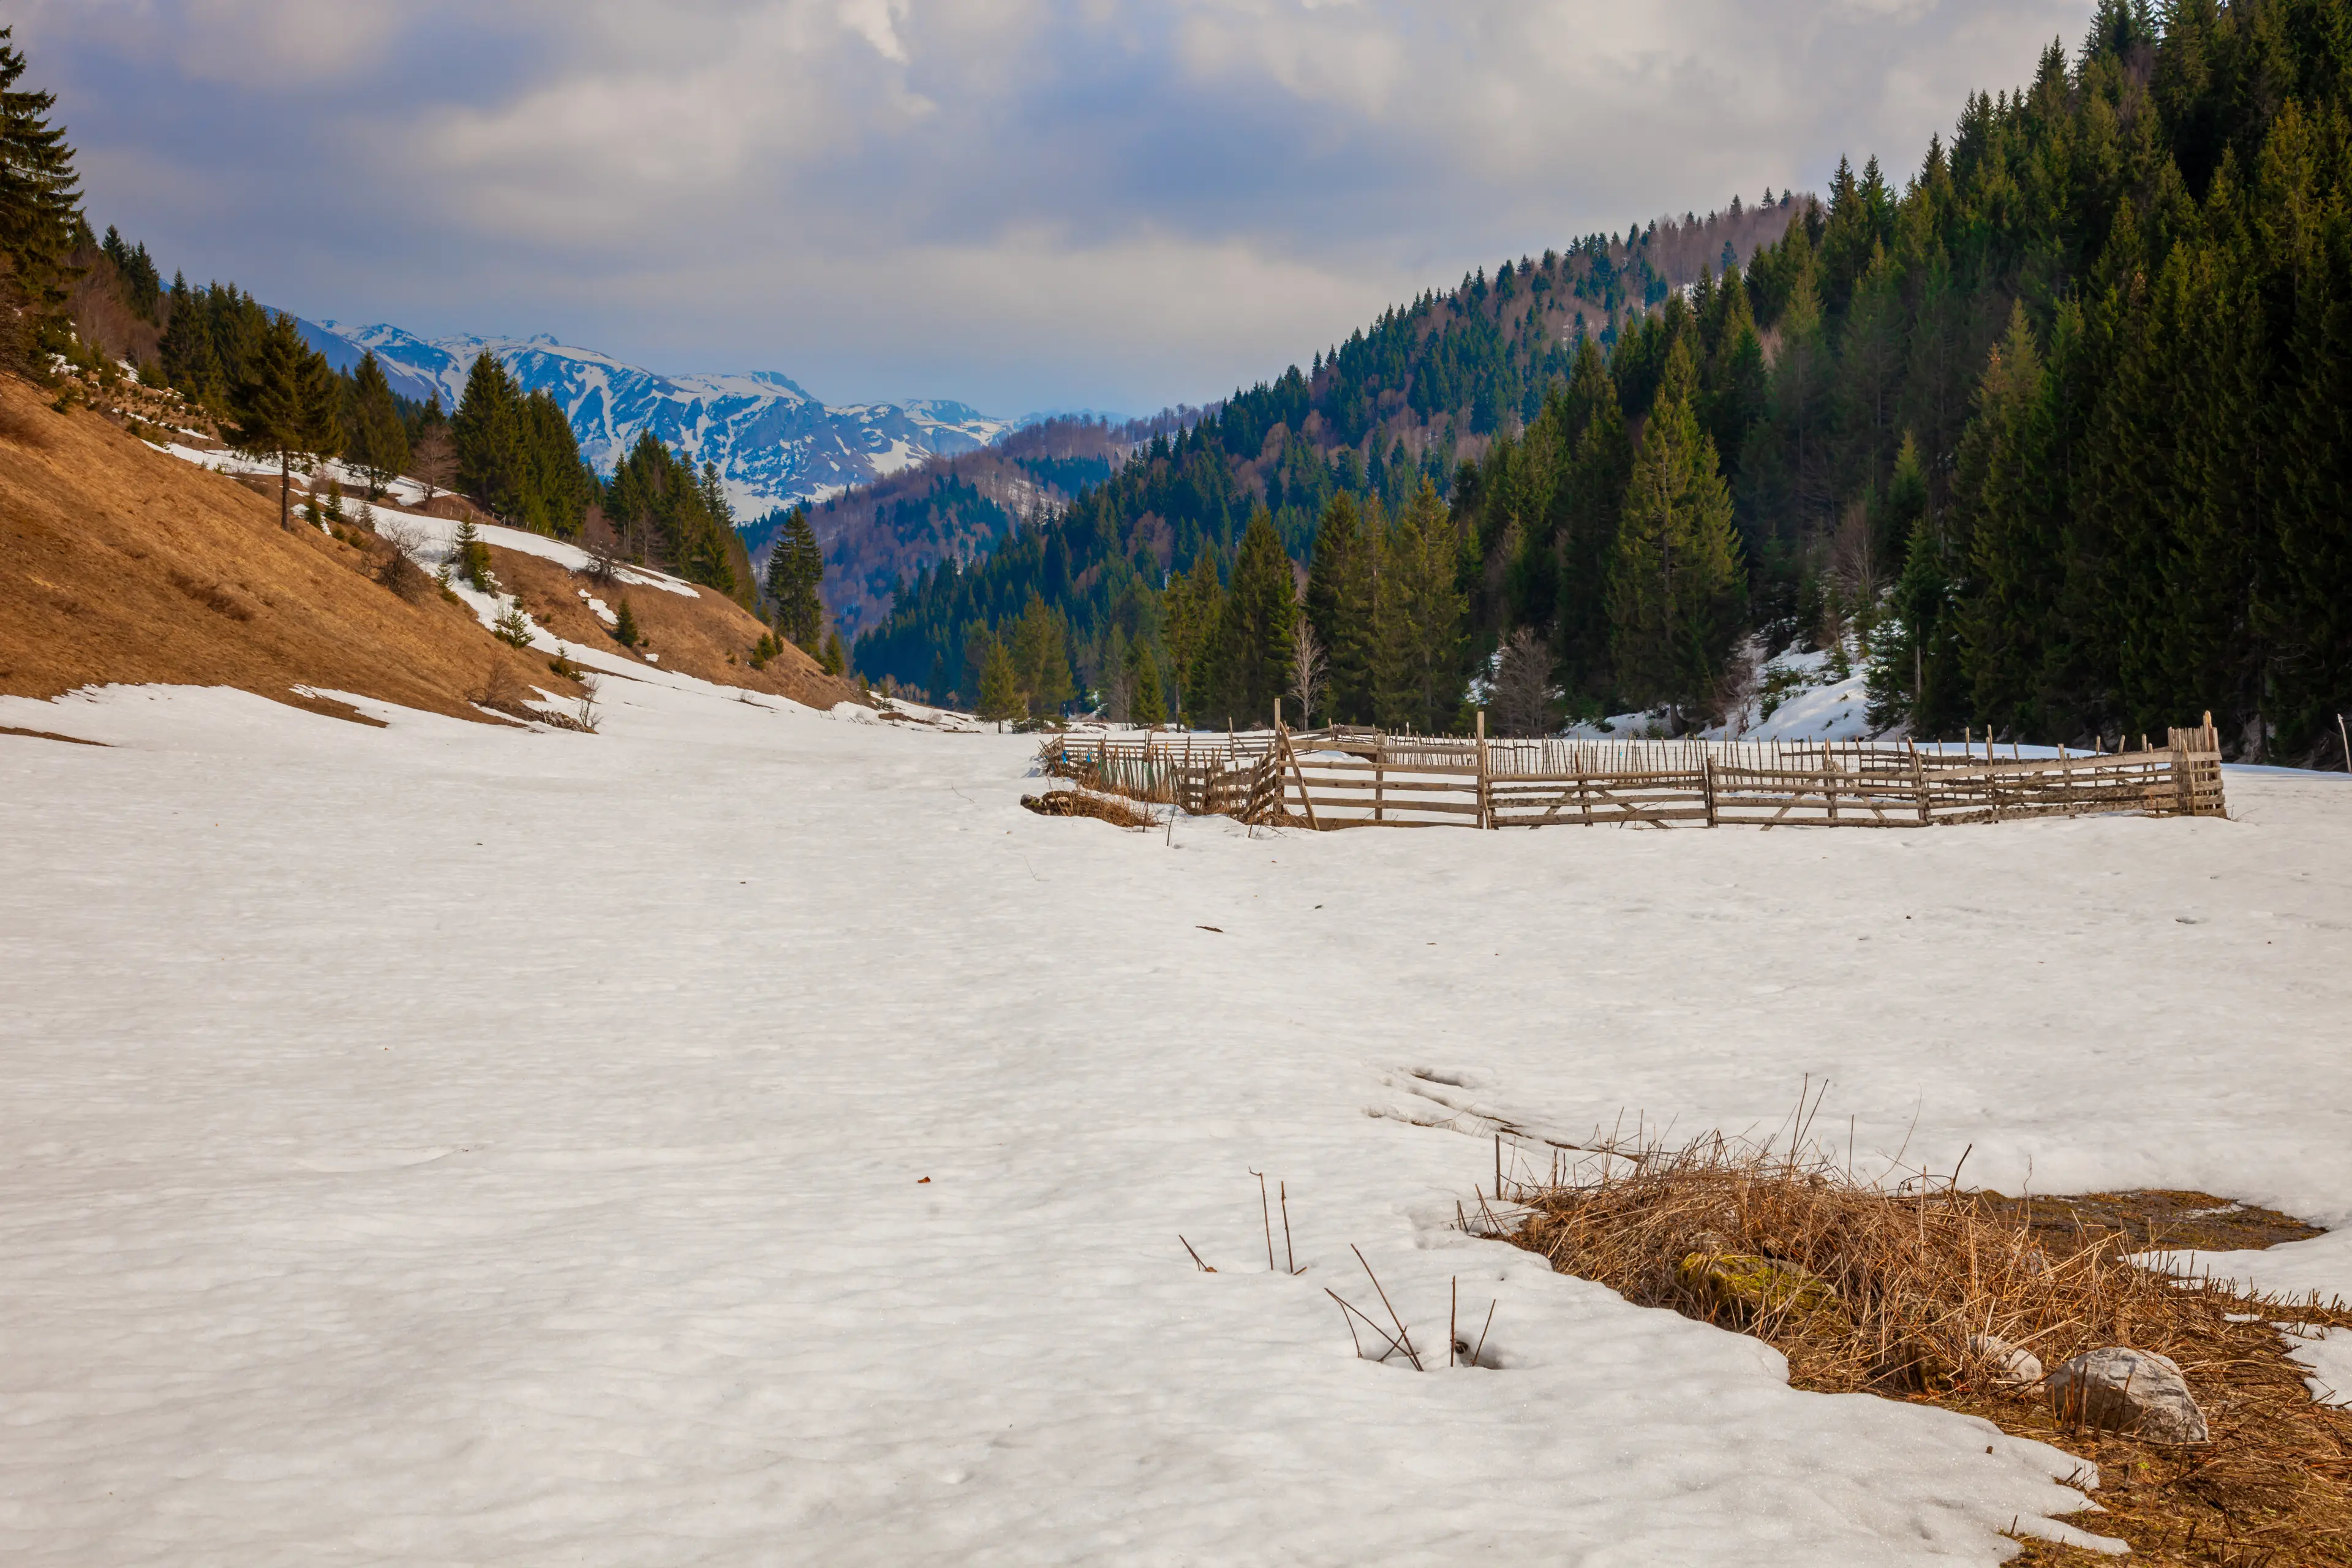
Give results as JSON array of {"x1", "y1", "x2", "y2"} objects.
[{"x1": 1041, "y1": 715, "x2": 2226, "y2": 831}]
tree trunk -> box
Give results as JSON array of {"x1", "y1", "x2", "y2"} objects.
[{"x1": 279, "y1": 451, "x2": 292, "y2": 532}]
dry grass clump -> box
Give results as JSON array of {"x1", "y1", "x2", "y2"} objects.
[
  {"x1": 1020, "y1": 786, "x2": 1156, "y2": 829},
  {"x1": 1506, "y1": 1127, "x2": 2352, "y2": 1564}
]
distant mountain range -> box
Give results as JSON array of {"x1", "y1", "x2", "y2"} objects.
[{"x1": 295, "y1": 321, "x2": 1014, "y2": 516}]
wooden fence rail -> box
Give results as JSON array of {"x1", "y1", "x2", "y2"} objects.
[{"x1": 1041, "y1": 714, "x2": 2227, "y2": 832}]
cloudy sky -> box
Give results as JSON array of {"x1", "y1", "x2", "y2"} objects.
[{"x1": 23, "y1": 0, "x2": 2090, "y2": 415}]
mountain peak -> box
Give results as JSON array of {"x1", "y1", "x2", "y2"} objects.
[{"x1": 299, "y1": 321, "x2": 1009, "y2": 516}]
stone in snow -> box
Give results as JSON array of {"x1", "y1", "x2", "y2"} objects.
[
  {"x1": 2047, "y1": 1347, "x2": 2208, "y2": 1442},
  {"x1": 1967, "y1": 1333, "x2": 2043, "y2": 1389}
]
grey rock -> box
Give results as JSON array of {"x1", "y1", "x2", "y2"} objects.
[
  {"x1": 2048, "y1": 1346, "x2": 2208, "y2": 1443},
  {"x1": 1968, "y1": 1332, "x2": 2044, "y2": 1389}
]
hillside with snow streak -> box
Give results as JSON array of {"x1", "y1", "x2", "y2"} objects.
[{"x1": 300, "y1": 321, "x2": 1009, "y2": 515}]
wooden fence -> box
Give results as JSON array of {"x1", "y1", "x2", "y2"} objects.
[{"x1": 1041, "y1": 715, "x2": 2227, "y2": 831}]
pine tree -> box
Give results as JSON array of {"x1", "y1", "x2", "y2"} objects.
[
  {"x1": 1609, "y1": 336, "x2": 1745, "y2": 728},
  {"x1": 1555, "y1": 339, "x2": 1631, "y2": 703},
  {"x1": 612, "y1": 595, "x2": 641, "y2": 649},
  {"x1": 450, "y1": 517, "x2": 493, "y2": 593},
  {"x1": 0, "y1": 28, "x2": 81, "y2": 366},
  {"x1": 766, "y1": 507, "x2": 824, "y2": 650},
  {"x1": 822, "y1": 627, "x2": 848, "y2": 676},
  {"x1": 453, "y1": 353, "x2": 522, "y2": 518},
  {"x1": 1126, "y1": 635, "x2": 1167, "y2": 726},
  {"x1": 1954, "y1": 301, "x2": 2061, "y2": 737},
  {"x1": 494, "y1": 600, "x2": 533, "y2": 649},
  {"x1": 345, "y1": 351, "x2": 410, "y2": 500},
  {"x1": 976, "y1": 638, "x2": 1023, "y2": 722},
  {"x1": 1376, "y1": 480, "x2": 1469, "y2": 733},
  {"x1": 229, "y1": 312, "x2": 344, "y2": 532},
  {"x1": 1010, "y1": 593, "x2": 1074, "y2": 717},
  {"x1": 1208, "y1": 509, "x2": 1297, "y2": 728},
  {"x1": 1167, "y1": 547, "x2": 1224, "y2": 723},
  {"x1": 1303, "y1": 491, "x2": 1378, "y2": 724},
  {"x1": 157, "y1": 273, "x2": 223, "y2": 404}
]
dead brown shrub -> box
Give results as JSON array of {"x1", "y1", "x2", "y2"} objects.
[
  {"x1": 1506, "y1": 1126, "x2": 2352, "y2": 1564},
  {"x1": 472, "y1": 658, "x2": 538, "y2": 722}
]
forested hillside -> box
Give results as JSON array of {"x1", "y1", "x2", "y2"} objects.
[
  {"x1": 747, "y1": 407, "x2": 1200, "y2": 639},
  {"x1": 858, "y1": 0, "x2": 2352, "y2": 764},
  {"x1": 851, "y1": 198, "x2": 1801, "y2": 710},
  {"x1": 31, "y1": 154, "x2": 757, "y2": 617}
]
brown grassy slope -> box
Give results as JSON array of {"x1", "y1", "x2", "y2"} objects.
[
  {"x1": 0, "y1": 373, "x2": 571, "y2": 723},
  {"x1": 485, "y1": 543, "x2": 865, "y2": 712}
]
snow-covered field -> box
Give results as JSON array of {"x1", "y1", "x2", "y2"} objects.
[{"x1": 4, "y1": 669, "x2": 2350, "y2": 1565}]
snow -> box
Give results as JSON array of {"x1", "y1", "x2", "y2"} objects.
[
  {"x1": 2280, "y1": 1325, "x2": 2352, "y2": 1408},
  {"x1": 4, "y1": 672, "x2": 2350, "y2": 1564},
  {"x1": 1566, "y1": 645, "x2": 1877, "y2": 742},
  {"x1": 152, "y1": 442, "x2": 703, "y2": 608}
]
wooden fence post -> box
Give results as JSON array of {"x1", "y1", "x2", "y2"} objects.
[
  {"x1": 1702, "y1": 752, "x2": 1718, "y2": 827},
  {"x1": 1278, "y1": 722, "x2": 1321, "y2": 832},
  {"x1": 1476, "y1": 709, "x2": 1491, "y2": 829},
  {"x1": 1909, "y1": 741, "x2": 1929, "y2": 826}
]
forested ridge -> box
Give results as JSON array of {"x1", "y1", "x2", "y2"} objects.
[
  {"x1": 848, "y1": 200, "x2": 1802, "y2": 714},
  {"x1": 857, "y1": 0, "x2": 2352, "y2": 763}
]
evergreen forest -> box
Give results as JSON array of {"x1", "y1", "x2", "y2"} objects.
[{"x1": 856, "y1": 0, "x2": 2352, "y2": 763}]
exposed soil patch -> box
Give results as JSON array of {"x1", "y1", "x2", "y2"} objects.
[
  {"x1": 1505, "y1": 1136, "x2": 2352, "y2": 1565},
  {"x1": 1978, "y1": 1189, "x2": 2324, "y2": 1257}
]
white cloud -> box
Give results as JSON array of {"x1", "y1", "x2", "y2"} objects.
[{"x1": 26, "y1": 0, "x2": 2094, "y2": 411}]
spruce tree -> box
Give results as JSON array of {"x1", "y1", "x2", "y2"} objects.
[
  {"x1": 766, "y1": 507, "x2": 824, "y2": 650},
  {"x1": 1375, "y1": 480, "x2": 1468, "y2": 733},
  {"x1": 1953, "y1": 301, "x2": 2061, "y2": 737},
  {"x1": 0, "y1": 28, "x2": 81, "y2": 365},
  {"x1": 345, "y1": 351, "x2": 410, "y2": 500},
  {"x1": 453, "y1": 352, "x2": 522, "y2": 518},
  {"x1": 1303, "y1": 492, "x2": 1377, "y2": 725},
  {"x1": 1126, "y1": 636, "x2": 1167, "y2": 726},
  {"x1": 822, "y1": 627, "x2": 848, "y2": 676},
  {"x1": 450, "y1": 516, "x2": 493, "y2": 593},
  {"x1": 976, "y1": 638, "x2": 1023, "y2": 722},
  {"x1": 1608, "y1": 336, "x2": 1744, "y2": 728},
  {"x1": 229, "y1": 312, "x2": 345, "y2": 531},
  {"x1": 1010, "y1": 593, "x2": 1074, "y2": 717},
  {"x1": 1213, "y1": 510, "x2": 1298, "y2": 728},
  {"x1": 1555, "y1": 339, "x2": 1631, "y2": 703},
  {"x1": 612, "y1": 595, "x2": 641, "y2": 649}
]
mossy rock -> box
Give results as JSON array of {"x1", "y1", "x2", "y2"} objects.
[{"x1": 1676, "y1": 1251, "x2": 1844, "y2": 1329}]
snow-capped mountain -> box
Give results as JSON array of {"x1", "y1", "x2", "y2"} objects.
[{"x1": 298, "y1": 321, "x2": 1009, "y2": 516}]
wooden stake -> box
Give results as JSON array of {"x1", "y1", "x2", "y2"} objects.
[
  {"x1": 1253, "y1": 1169, "x2": 1275, "y2": 1271},
  {"x1": 1281, "y1": 1180, "x2": 1297, "y2": 1274},
  {"x1": 1476, "y1": 709, "x2": 1491, "y2": 829}
]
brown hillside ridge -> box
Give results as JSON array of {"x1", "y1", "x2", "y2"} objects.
[
  {"x1": 483, "y1": 543, "x2": 865, "y2": 711},
  {"x1": 0, "y1": 372, "x2": 578, "y2": 725}
]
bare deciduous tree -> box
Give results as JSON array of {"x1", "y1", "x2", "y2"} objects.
[
  {"x1": 1490, "y1": 627, "x2": 1558, "y2": 738},
  {"x1": 1288, "y1": 613, "x2": 1327, "y2": 728},
  {"x1": 412, "y1": 426, "x2": 456, "y2": 504}
]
